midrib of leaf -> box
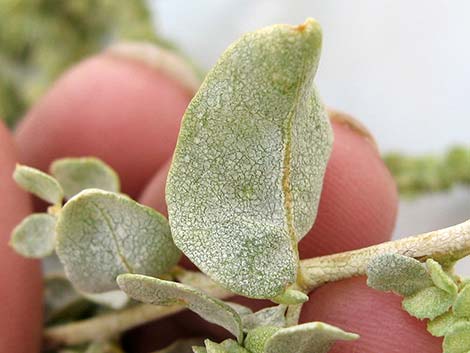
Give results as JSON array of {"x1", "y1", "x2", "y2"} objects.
[
  {"x1": 91, "y1": 201, "x2": 135, "y2": 274},
  {"x1": 281, "y1": 55, "x2": 308, "y2": 269}
]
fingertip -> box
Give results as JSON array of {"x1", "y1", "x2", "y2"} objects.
[
  {"x1": 0, "y1": 122, "x2": 42, "y2": 353},
  {"x1": 15, "y1": 48, "x2": 193, "y2": 198},
  {"x1": 299, "y1": 112, "x2": 398, "y2": 258},
  {"x1": 300, "y1": 277, "x2": 442, "y2": 353}
]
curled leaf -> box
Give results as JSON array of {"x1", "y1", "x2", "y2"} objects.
[
  {"x1": 166, "y1": 18, "x2": 332, "y2": 299},
  {"x1": 454, "y1": 284, "x2": 470, "y2": 318},
  {"x1": 13, "y1": 164, "x2": 63, "y2": 204},
  {"x1": 402, "y1": 286, "x2": 455, "y2": 320},
  {"x1": 50, "y1": 157, "x2": 120, "y2": 199},
  {"x1": 367, "y1": 253, "x2": 432, "y2": 296},
  {"x1": 242, "y1": 305, "x2": 287, "y2": 331},
  {"x1": 117, "y1": 274, "x2": 244, "y2": 343},
  {"x1": 264, "y1": 322, "x2": 359, "y2": 353},
  {"x1": 426, "y1": 259, "x2": 458, "y2": 295},
  {"x1": 56, "y1": 189, "x2": 181, "y2": 293},
  {"x1": 10, "y1": 213, "x2": 56, "y2": 258}
]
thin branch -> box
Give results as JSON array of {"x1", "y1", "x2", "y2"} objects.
[{"x1": 300, "y1": 219, "x2": 470, "y2": 291}]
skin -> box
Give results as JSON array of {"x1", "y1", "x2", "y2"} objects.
[{"x1": 4, "y1": 53, "x2": 441, "y2": 352}]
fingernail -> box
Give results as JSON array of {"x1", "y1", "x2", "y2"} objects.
[
  {"x1": 328, "y1": 108, "x2": 379, "y2": 153},
  {"x1": 105, "y1": 41, "x2": 201, "y2": 95}
]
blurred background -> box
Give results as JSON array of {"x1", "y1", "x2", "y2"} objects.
[{"x1": 1, "y1": 0, "x2": 469, "y2": 272}]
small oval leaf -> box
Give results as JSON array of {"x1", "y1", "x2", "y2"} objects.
[
  {"x1": 10, "y1": 213, "x2": 56, "y2": 258},
  {"x1": 50, "y1": 157, "x2": 120, "y2": 199},
  {"x1": 264, "y1": 322, "x2": 359, "y2": 353},
  {"x1": 402, "y1": 286, "x2": 455, "y2": 320},
  {"x1": 117, "y1": 274, "x2": 244, "y2": 343},
  {"x1": 426, "y1": 259, "x2": 458, "y2": 295},
  {"x1": 56, "y1": 189, "x2": 181, "y2": 292},
  {"x1": 367, "y1": 254, "x2": 433, "y2": 296},
  {"x1": 13, "y1": 164, "x2": 63, "y2": 205},
  {"x1": 166, "y1": 18, "x2": 332, "y2": 299},
  {"x1": 220, "y1": 339, "x2": 250, "y2": 353}
]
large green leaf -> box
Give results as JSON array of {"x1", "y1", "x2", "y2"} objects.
[
  {"x1": 166, "y1": 18, "x2": 332, "y2": 299},
  {"x1": 117, "y1": 274, "x2": 244, "y2": 343},
  {"x1": 50, "y1": 157, "x2": 120, "y2": 199},
  {"x1": 56, "y1": 189, "x2": 181, "y2": 293}
]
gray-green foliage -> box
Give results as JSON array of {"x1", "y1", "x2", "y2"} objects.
[
  {"x1": 56, "y1": 189, "x2": 181, "y2": 293},
  {"x1": 50, "y1": 157, "x2": 120, "y2": 199},
  {"x1": 14, "y1": 164, "x2": 63, "y2": 205},
  {"x1": 117, "y1": 274, "x2": 244, "y2": 343},
  {"x1": 166, "y1": 18, "x2": 332, "y2": 300},
  {"x1": 367, "y1": 254, "x2": 470, "y2": 353},
  {"x1": 10, "y1": 213, "x2": 56, "y2": 258},
  {"x1": 241, "y1": 305, "x2": 287, "y2": 332}
]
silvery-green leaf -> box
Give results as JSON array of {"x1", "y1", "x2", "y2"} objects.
[
  {"x1": 220, "y1": 339, "x2": 250, "y2": 353},
  {"x1": 264, "y1": 322, "x2": 359, "y2": 353},
  {"x1": 427, "y1": 312, "x2": 468, "y2": 337},
  {"x1": 166, "y1": 19, "x2": 332, "y2": 299},
  {"x1": 443, "y1": 322, "x2": 470, "y2": 353},
  {"x1": 426, "y1": 259, "x2": 458, "y2": 295},
  {"x1": 10, "y1": 213, "x2": 56, "y2": 258},
  {"x1": 81, "y1": 290, "x2": 129, "y2": 310},
  {"x1": 367, "y1": 254, "x2": 432, "y2": 296},
  {"x1": 56, "y1": 189, "x2": 181, "y2": 293},
  {"x1": 454, "y1": 284, "x2": 470, "y2": 318},
  {"x1": 402, "y1": 286, "x2": 455, "y2": 320},
  {"x1": 272, "y1": 289, "x2": 308, "y2": 305},
  {"x1": 245, "y1": 326, "x2": 281, "y2": 353},
  {"x1": 13, "y1": 164, "x2": 63, "y2": 205},
  {"x1": 44, "y1": 274, "x2": 91, "y2": 324},
  {"x1": 242, "y1": 305, "x2": 287, "y2": 331},
  {"x1": 50, "y1": 157, "x2": 120, "y2": 199},
  {"x1": 117, "y1": 274, "x2": 244, "y2": 343},
  {"x1": 153, "y1": 338, "x2": 205, "y2": 353}
]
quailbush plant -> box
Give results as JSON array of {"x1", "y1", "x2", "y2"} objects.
[{"x1": 9, "y1": 19, "x2": 470, "y2": 353}]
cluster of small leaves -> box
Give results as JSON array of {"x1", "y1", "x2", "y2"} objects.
[
  {"x1": 118, "y1": 273, "x2": 358, "y2": 353},
  {"x1": 0, "y1": 0, "x2": 170, "y2": 126},
  {"x1": 383, "y1": 145, "x2": 470, "y2": 197},
  {"x1": 367, "y1": 254, "x2": 470, "y2": 353},
  {"x1": 11, "y1": 157, "x2": 180, "y2": 303}
]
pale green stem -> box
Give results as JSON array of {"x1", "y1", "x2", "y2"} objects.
[
  {"x1": 44, "y1": 219, "x2": 470, "y2": 347},
  {"x1": 300, "y1": 219, "x2": 470, "y2": 291}
]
